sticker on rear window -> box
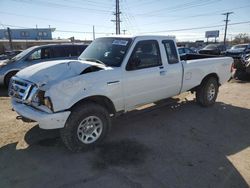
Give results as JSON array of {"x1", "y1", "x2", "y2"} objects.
[{"x1": 112, "y1": 40, "x2": 128, "y2": 46}]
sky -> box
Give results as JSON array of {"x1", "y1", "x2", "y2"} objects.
[{"x1": 0, "y1": 0, "x2": 249, "y2": 42}]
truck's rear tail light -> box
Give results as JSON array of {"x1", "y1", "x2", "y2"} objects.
[{"x1": 231, "y1": 63, "x2": 236, "y2": 73}]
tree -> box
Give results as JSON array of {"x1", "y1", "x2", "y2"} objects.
[{"x1": 232, "y1": 33, "x2": 250, "y2": 44}]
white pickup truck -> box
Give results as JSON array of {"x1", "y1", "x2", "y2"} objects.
[{"x1": 9, "y1": 35, "x2": 233, "y2": 151}]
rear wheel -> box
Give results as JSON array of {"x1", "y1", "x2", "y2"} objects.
[
  {"x1": 196, "y1": 77, "x2": 219, "y2": 107},
  {"x1": 60, "y1": 102, "x2": 111, "y2": 152},
  {"x1": 4, "y1": 71, "x2": 18, "y2": 88}
]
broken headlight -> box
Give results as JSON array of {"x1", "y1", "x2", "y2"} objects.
[
  {"x1": 44, "y1": 97, "x2": 53, "y2": 111},
  {"x1": 31, "y1": 90, "x2": 53, "y2": 111},
  {"x1": 31, "y1": 90, "x2": 44, "y2": 104}
]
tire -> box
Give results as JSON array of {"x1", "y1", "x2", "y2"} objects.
[
  {"x1": 4, "y1": 71, "x2": 18, "y2": 88},
  {"x1": 60, "y1": 102, "x2": 111, "y2": 152},
  {"x1": 233, "y1": 70, "x2": 248, "y2": 81},
  {"x1": 195, "y1": 77, "x2": 219, "y2": 107}
]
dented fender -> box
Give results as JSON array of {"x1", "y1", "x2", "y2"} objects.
[{"x1": 45, "y1": 67, "x2": 124, "y2": 112}]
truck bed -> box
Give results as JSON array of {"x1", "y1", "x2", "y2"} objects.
[
  {"x1": 180, "y1": 56, "x2": 233, "y2": 93},
  {"x1": 180, "y1": 53, "x2": 223, "y2": 61}
]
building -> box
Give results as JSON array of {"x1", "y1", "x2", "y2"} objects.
[{"x1": 0, "y1": 28, "x2": 55, "y2": 40}]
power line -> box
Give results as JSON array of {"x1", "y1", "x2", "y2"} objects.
[
  {"x1": 136, "y1": 0, "x2": 221, "y2": 16},
  {"x1": 139, "y1": 20, "x2": 250, "y2": 34},
  {"x1": 2, "y1": 20, "x2": 250, "y2": 38},
  {"x1": 11, "y1": 0, "x2": 112, "y2": 13},
  {"x1": 140, "y1": 5, "x2": 250, "y2": 26},
  {"x1": 0, "y1": 11, "x2": 111, "y2": 28},
  {"x1": 63, "y1": 0, "x2": 112, "y2": 9},
  {"x1": 121, "y1": 0, "x2": 141, "y2": 33},
  {"x1": 0, "y1": 24, "x2": 113, "y2": 35}
]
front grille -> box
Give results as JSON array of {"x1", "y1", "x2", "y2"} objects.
[{"x1": 8, "y1": 77, "x2": 34, "y2": 102}]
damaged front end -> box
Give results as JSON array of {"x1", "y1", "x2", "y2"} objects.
[
  {"x1": 8, "y1": 60, "x2": 109, "y2": 129},
  {"x1": 8, "y1": 76, "x2": 53, "y2": 113},
  {"x1": 9, "y1": 76, "x2": 71, "y2": 129}
]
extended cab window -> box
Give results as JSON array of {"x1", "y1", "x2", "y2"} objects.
[
  {"x1": 163, "y1": 40, "x2": 179, "y2": 64},
  {"x1": 127, "y1": 40, "x2": 162, "y2": 70}
]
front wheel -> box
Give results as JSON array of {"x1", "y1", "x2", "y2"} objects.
[
  {"x1": 196, "y1": 77, "x2": 219, "y2": 107},
  {"x1": 60, "y1": 102, "x2": 111, "y2": 152}
]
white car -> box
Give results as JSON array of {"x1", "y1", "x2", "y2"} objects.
[{"x1": 9, "y1": 35, "x2": 233, "y2": 151}]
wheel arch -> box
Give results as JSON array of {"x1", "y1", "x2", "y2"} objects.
[
  {"x1": 190, "y1": 73, "x2": 220, "y2": 92},
  {"x1": 200, "y1": 73, "x2": 220, "y2": 85},
  {"x1": 69, "y1": 95, "x2": 116, "y2": 115},
  {"x1": 4, "y1": 69, "x2": 20, "y2": 86}
]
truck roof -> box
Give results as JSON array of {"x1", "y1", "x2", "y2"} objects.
[{"x1": 101, "y1": 34, "x2": 176, "y2": 40}]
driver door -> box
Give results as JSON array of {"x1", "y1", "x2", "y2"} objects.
[{"x1": 123, "y1": 40, "x2": 167, "y2": 110}]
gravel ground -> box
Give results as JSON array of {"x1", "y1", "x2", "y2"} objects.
[{"x1": 0, "y1": 81, "x2": 249, "y2": 188}]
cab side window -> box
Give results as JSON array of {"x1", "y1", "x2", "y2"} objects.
[
  {"x1": 163, "y1": 40, "x2": 179, "y2": 64},
  {"x1": 127, "y1": 40, "x2": 162, "y2": 70},
  {"x1": 53, "y1": 46, "x2": 66, "y2": 58},
  {"x1": 41, "y1": 47, "x2": 53, "y2": 59},
  {"x1": 28, "y1": 49, "x2": 41, "y2": 60},
  {"x1": 64, "y1": 46, "x2": 76, "y2": 57}
]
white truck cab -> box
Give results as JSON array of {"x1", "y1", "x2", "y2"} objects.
[{"x1": 9, "y1": 35, "x2": 233, "y2": 151}]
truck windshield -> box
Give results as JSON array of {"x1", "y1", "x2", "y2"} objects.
[{"x1": 79, "y1": 37, "x2": 132, "y2": 67}]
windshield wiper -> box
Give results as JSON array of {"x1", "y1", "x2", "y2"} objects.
[{"x1": 82, "y1": 58, "x2": 106, "y2": 66}]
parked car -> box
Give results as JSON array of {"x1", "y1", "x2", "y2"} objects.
[
  {"x1": 0, "y1": 50, "x2": 23, "y2": 61},
  {"x1": 178, "y1": 47, "x2": 197, "y2": 56},
  {"x1": 226, "y1": 43, "x2": 250, "y2": 59},
  {"x1": 0, "y1": 54, "x2": 8, "y2": 60},
  {"x1": 198, "y1": 44, "x2": 226, "y2": 55},
  {"x1": 0, "y1": 43, "x2": 88, "y2": 86},
  {"x1": 9, "y1": 35, "x2": 233, "y2": 151},
  {"x1": 232, "y1": 53, "x2": 250, "y2": 80},
  {"x1": 6, "y1": 50, "x2": 23, "y2": 59}
]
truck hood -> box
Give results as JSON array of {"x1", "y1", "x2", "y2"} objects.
[{"x1": 16, "y1": 60, "x2": 107, "y2": 86}]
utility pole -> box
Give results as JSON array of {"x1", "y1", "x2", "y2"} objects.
[
  {"x1": 7, "y1": 27, "x2": 13, "y2": 51},
  {"x1": 93, "y1": 25, "x2": 95, "y2": 40},
  {"x1": 222, "y1": 12, "x2": 233, "y2": 45},
  {"x1": 111, "y1": 0, "x2": 121, "y2": 34}
]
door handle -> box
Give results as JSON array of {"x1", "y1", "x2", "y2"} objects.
[{"x1": 160, "y1": 70, "x2": 167, "y2": 76}]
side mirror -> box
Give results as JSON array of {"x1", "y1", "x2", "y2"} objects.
[{"x1": 127, "y1": 57, "x2": 140, "y2": 70}]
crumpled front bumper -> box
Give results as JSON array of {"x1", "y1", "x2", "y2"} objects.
[{"x1": 12, "y1": 100, "x2": 71, "y2": 129}]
